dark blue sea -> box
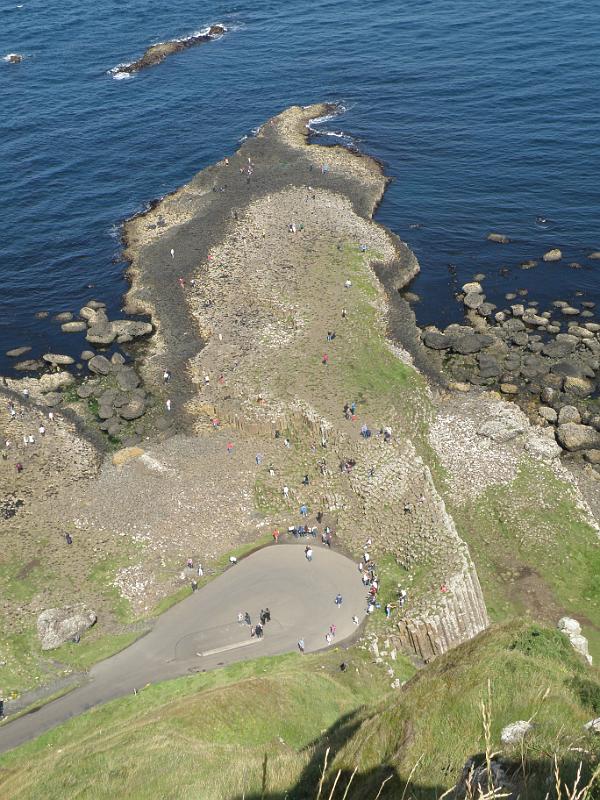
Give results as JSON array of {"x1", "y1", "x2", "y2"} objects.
[{"x1": 2, "y1": 0, "x2": 600, "y2": 373}]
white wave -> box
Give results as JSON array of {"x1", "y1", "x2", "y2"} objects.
[
  {"x1": 111, "y1": 70, "x2": 132, "y2": 80},
  {"x1": 3, "y1": 53, "x2": 22, "y2": 62}
]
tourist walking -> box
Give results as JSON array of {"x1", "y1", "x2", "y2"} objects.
[
  {"x1": 334, "y1": 593, "x2": 343, "y2": 608},
  {"x1": 305, "y1": 546, "x2": 313, "y2": 562},
  {"x1": 297, "y1": 638, "x2": 305, "y2": 653},
  {"x1": 244, "y1": 611, "x2": 251, "y2": 626},
  {"x1": 283, "y1": 485, "x2": 289, "y2": 499},
  {"x1": 272, "y1": 529, "x2": 280, "y2": 544}
]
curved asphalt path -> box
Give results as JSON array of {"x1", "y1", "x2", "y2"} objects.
[{"x1": 0, "y1": 543, "x2": 366, "y2": 754}]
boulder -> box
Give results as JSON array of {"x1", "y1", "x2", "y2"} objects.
[
  {"x1": 525, "y1": 435, "x2": 562, "y2": 461},
  {"x1": 110, "y1": 320, "x2": 153, "y2": 339},
  {"x1": 88, "y1": 355, "x2": 112, "y2": 375},
  {"x1": 479, "y1": 417, "x2": 524, "y2": 442},
  {"x1": 464, "y1": 292, "x2": 484, "y2": 310},
  {"x1": 43, "y1": 392, "x2": 63, "y2": 407},
  {"x1": 558, "y1": 406, "x2": 581, "y2": 425},
  {"x1": 42, "y1": 353, "x2": 75, "y2": 366},
  {"x1": 80, "y1": 350, "x2": 95, "y2": 361},
  {"x1": 79, "y1": 306, "x2": 97, "y2": 322},
  {"x1": 39, "y1": 371, "x2": 74, "y2": 393},
  {"x1": 499, "y1": 383, "x2": 519, "y2": 395},
  {"x1": 117, "y1": 397, "x2": 146, "y2": 420},
  {"x1": 86, "y1": 300, "x2": 107, "y2": 310},
  {"x1": 584, "y1": 718, "x2": 600, "y2": 734},
  {"x1": 501, "y1": 720, "x2": 533, "y2": 746},
  {"x1": 587, "y1": 252, "x2": 600, "y2": 260},
  {"x1": 53, "y1": 311, "x2": 73, "y2": 323},
  {"x1": 477, "y1": 354, "x2": 502, "y2": 378},
  {"x1": 5, "y1": 346, "x2": 32, "y2": 358},
  {"x1": 540, "y1": 386, "x2": 558, "y2": 405},
  {"x1": 77, "y1": 384, "x2": 95, "y2": 399},
  {"x1": 478, "y1": 302, "x2": 495, "y2": 317},
  {"x1": 14, "y1": 359, "x2": 44, "y2": 371},
  {"x1": 510, "y1": 304, "x2": 525, "y2": 317},
  {"x1": 462, "y1": 281, "x2": 483, "y2": 294},
  {"x1": 503, "y1": 318, "x2": 526, "y2": 332},
  {"x1": 551, "y1": 361, "x2": 594, "y2": 379},
  {"x1": 542, "y1": 340, "x2": 575, "y2": 359},
  {"x1": 61, "y1": 321, "x2": 87, "y2": 333},
  {"x1": 543, "y1": 248, "x2": 562, "y2": 262},
  {"x1": 115, "y1": 25, "x2": 227, "y2": 74},
  {"x1": 37, "y1": 605, "x2": 97, "y2": 650},
  {"x1": 561, "y1": 306, "x2": 580, "y2": 316},
  {"x1": 423, "y1": 331, "x2": 451, "y2": 350},
  {"x1": 563, "y1": 376, "x2": 594, "y2": 397},
  {"x1": 538, "y1": 406, "x2": 557, "y2": 423},
  {"x1": 487, "y1": 233, "x2": 510, "y2": 244},
  {"x1": 584, "y1": 450, "x2": 600, "y2": 465},
  {"x1": 511, "y1": 332, "x2": 529, "y2": 347},
  {"x1": 86, "y1": 322, "x2": 116, "y2": 346},
  {"x1": 521, "y1": 260, "x2": 538, "y2": 269},
  {"x1": 556, "y1": 423, "x2": 600, "y2": 452},
  {"x1": 116, "y1": 368, "x2": 141, "y2": 391},
  {"x1": 111, "y1": 352, "x2": 126, "y2": 366},
  {"x1": 452, "y1": 333, "x2": 493, "y2": 355},
  {"x1": 5, "y1": 53, "x2": 24, "y2": 64}
]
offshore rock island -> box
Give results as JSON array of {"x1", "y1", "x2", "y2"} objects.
[
  {"x1": 112, "y1": 24, "x2": 226, "y2": 75},
  {"x1": 1, "y1": 105, "x2": 600, "y2": 796}
]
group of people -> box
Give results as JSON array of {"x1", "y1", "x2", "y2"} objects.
[
  {"x1": 237, "y1": 607, "x2": 271, "y2": 639},
  {"x1": 4, "y1": 393, "x2": 57, "y2": 474}
]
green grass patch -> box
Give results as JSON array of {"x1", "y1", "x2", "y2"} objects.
[
  {"x1": 450, "y1": 459, "x2": 600, "y2": 660},
  {"x1": 0, "y1": 645, "x2": 413, "y2": 800}
]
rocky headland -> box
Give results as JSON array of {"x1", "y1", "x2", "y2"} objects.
[{"x1": 1, "y1": 103, "x2": 599, "y2": 712}]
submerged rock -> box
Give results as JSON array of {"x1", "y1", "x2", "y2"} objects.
[
  {"x1": 42, "y1": 353, "x2": 75, "y2": 366},
  {"x1": 487, "y1": 232, "x2": 510, "y2": 244},
  {"x1": 6, "y1": 346, "x2": 32, "y2": 358},
  {"x1": 61, "y1": 321, "x2": 87, "y2": 333}
]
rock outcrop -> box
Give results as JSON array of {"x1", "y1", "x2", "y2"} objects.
[
  {"x1": 37, "y1": 605, "x2": 97, "y2": 650},
  {"x1": 115, "y1": 25, "x2": 226, "y2": 75}
]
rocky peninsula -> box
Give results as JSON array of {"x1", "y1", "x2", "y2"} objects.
[{"x1": 1, "y1": 104, "x2": 599, "y2": 717}]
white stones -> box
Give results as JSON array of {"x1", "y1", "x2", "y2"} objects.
[
  {"x1": 558, "y1": 617, "x2": 592, "y2": 664},
  {"x1": 501, "y1": 720, "x2": 533, "y2": 746}
]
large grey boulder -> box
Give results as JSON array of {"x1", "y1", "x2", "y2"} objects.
[
  {"x1": 42, "y1": 353, "x2": 75, "y2": 366},
  {"x1": 479, "y1": 417, "x2": 525, "y2": 443},
  {"x1": 423, "y1": 330, "x2": 451, "y2": 350},
  {"x1": 111, "y1": 320, "x2": 153, "y2": 339},
  {"x1": 61, "y1": 321, "x2": 87, "y2": 333},
  {"x1": 452, "y1": 333, "x2": 494, "y2": 355},
  {"x1": 88, "y1": 355, "x2": 112, "y2": 375},
  {"x1": 37, "y1": 605, "x2": 97, "y2": 650},
  {"x1": 464, "y1": 292, "x2": 484, "y2": 310},
  {"x1": 556, "y1": 423, "x2": 600, "y2": 452},
  {"x1": 6, "y1": 346, "x2": 32, "y2": 358},
  {"x1": 118, "y1": 397, "x2": 146, "y2": 420},
  {"x1": 558, "y1": 406, "x2": 581, "y2": 425},
  {"x1": 86, "y1": 321, "x2": 116, "y2": 346},
  {"x1": 39, "y1": 371, "x2": 74, "y2": 393},
  {"x1": 501, "y1": 720, "x2": 533, "y2": 746}
]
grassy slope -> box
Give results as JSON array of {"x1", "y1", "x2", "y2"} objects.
[
  {"x1": 449, "y1": 459, "x2": 600, "y2": 661},
  {"x1": 0, "y1": 648, "x2": 414, "y2": 800},
  {"x1": 2, "y1": 622, "x2": 599, "y2": 799},
  {"x1": 327, "y1": 622, "x2": 600, "y2": 797}
]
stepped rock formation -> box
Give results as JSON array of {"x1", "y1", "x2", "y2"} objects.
[{"x1": 122, "y1": 103, "x2": 489, "y2": 659}]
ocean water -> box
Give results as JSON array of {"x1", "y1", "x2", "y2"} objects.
[{"x1": 2, "y1": 0, "x2": 599, "y2": 373}]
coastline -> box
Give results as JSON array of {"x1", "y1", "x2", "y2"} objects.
[{"x1": 1, "y1": 103, "x2": 599, "y2": 728}]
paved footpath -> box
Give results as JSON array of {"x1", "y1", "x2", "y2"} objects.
[{"x1": 0, "y1": 543, "x2": 366, "y2": 754}]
